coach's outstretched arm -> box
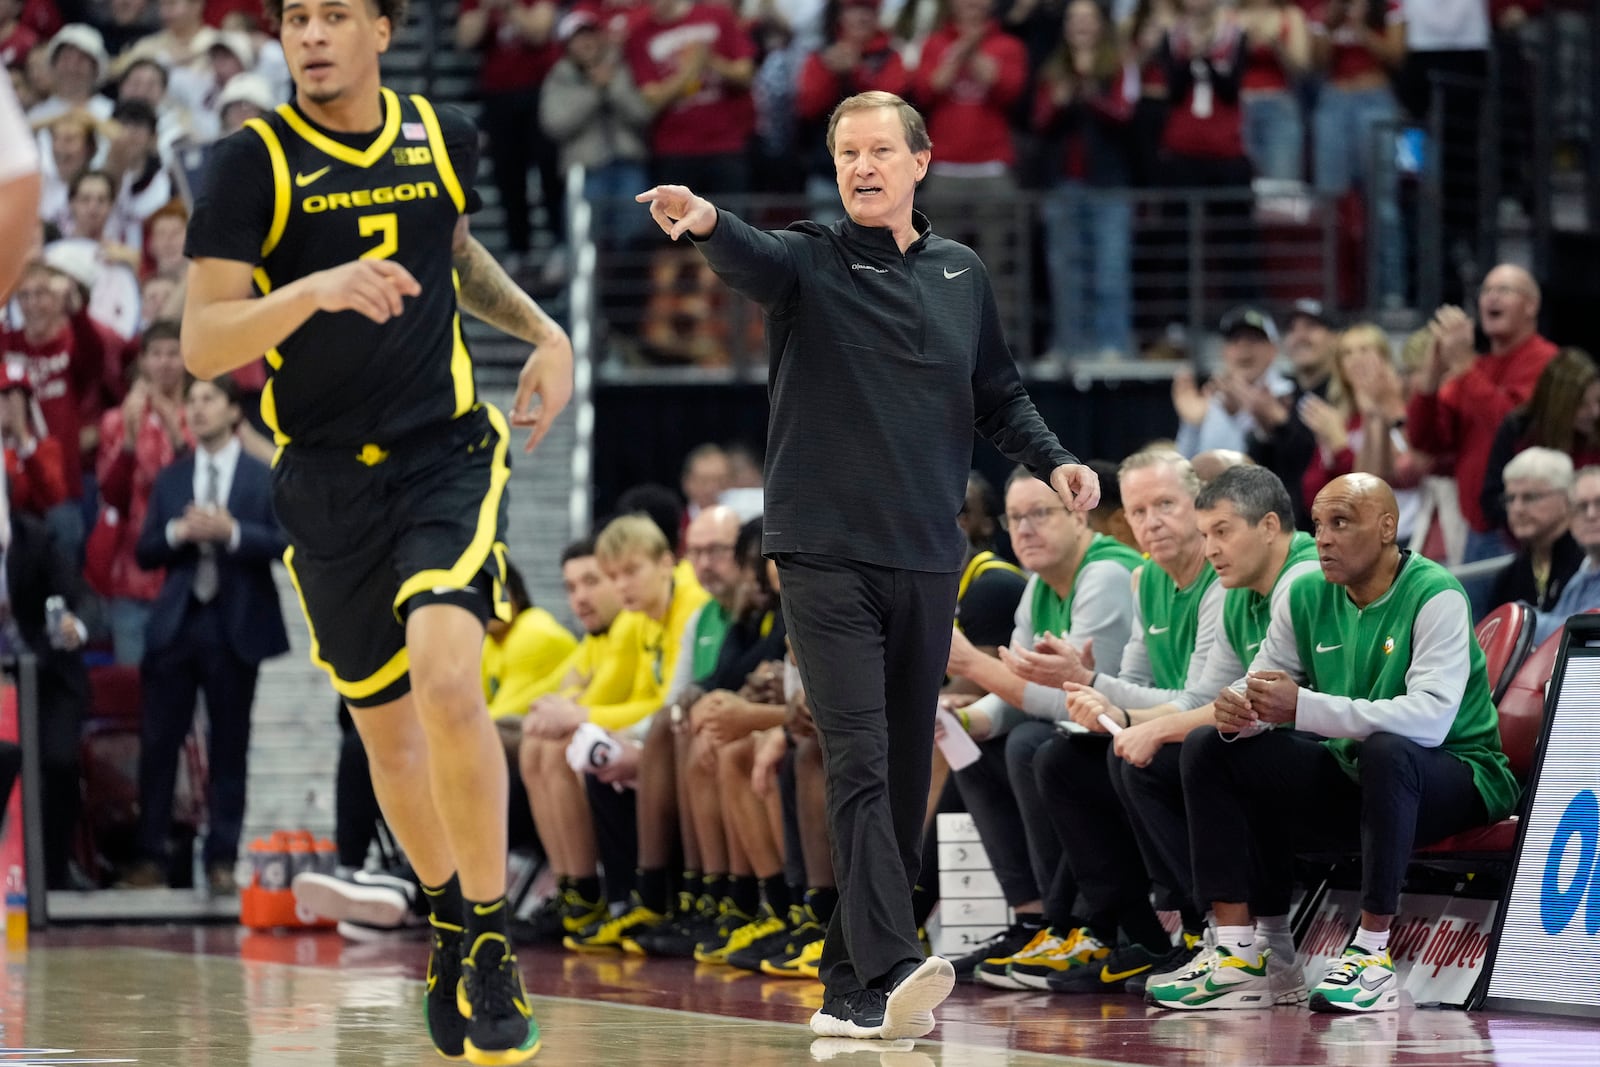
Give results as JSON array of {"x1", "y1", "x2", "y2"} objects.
[
  {"x1": 182, "y1": 255, "x2": 421, "y2": 379},
  {"x1": 636, "y1": 185, "x2": 800, "y2": 308}
]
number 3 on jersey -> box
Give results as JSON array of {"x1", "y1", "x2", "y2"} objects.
[{"x1": 358, "y1": 212, "x2": 398, "y2": 260}]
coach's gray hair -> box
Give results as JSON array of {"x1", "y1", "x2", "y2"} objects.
[
  {"x1": 1195, "y1": 465, "x2": 1294, "y2": 528},
  {"x1": 1117, "y1": 447, "x2": 1200, "y2": 498}
]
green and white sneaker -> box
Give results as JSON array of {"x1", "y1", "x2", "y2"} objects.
[
  {"x1": 1309, "y1": 948, "x2": 1399, "y2": 1013},
  {"x1": 1146, "y1": 942, "x2": 1274, "y2": 1011}
]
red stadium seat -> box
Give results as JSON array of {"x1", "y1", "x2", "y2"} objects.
[
  {"x1": 1415, "y1": 626, "x2": 1563, "y2": 858},
  {"x1": 1473, "y1": 601, "x2": 1536, "y2": 706}
]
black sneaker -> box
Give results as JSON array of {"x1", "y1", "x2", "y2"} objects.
[
  {"x1": 510, "y1": 893, "x2": 564, "y2": 946},
  {"x1": 882, "y1": 957, "x2": 953, "y2": 1040},
  {"x1": 630, "y1": 893, "x2": 719, "y2": 958},
  {"x1": 809, "y1": 989, "x2": 886, "y2": 1039},
  {"x1": 950, "y1": 919, "x2": 1045, "y2": 983},
  {"x1": 726, "y1": 904, "x2": 803, "y2": 971},
  {"x1": 1047, "y1": 942, "x2": 1167, "y2": 994},
  {"x1": 1126, "y1": 934, "x2": 1207, "y2": 998},
  {"x1": 424, "y1": 920, "x2": 467, "y2": 1061},
  {"x1": 457, "y1": 933, "x2": 541, "y2": 1065}
]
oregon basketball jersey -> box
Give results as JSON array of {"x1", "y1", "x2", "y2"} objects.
[{"x1": 245, "y1": 88, "x2": 475, "y2": 450}]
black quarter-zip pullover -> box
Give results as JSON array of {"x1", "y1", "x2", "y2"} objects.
[{"x1": 694, "y1": 208, "x2": 1077, "y2": 573}]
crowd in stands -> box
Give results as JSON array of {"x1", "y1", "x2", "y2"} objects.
[{"x1": 446, "y1": 0, "x2": 1561, "y2": 361}]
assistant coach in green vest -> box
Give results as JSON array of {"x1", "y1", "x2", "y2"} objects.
[{"x1": 1151, "y1": 473, "x2": 1517, "y2": 1015}]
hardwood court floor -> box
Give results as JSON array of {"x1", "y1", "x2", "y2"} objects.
[{"x1": 3, "y1": 927, "x2": 1599, "y2": 1066}]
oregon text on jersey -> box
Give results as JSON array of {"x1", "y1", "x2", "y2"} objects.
[{"x1": 302, "y1": 182, "x2": 441, "y2": 213}]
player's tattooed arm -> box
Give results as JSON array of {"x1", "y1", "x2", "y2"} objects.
[{"x1": 452, "y1": 222, "x2": 561, "y2": 347}]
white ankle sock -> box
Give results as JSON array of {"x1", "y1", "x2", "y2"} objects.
[
  {"x1": 1217, "y1": 924, "x2": 1256, "y2": 952},
  {"x1": 1351, "y1": 926, "x2": 1389, "y2": 954}
]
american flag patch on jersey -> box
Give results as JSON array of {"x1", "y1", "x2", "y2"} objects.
[{"x1": 402, "y1": 122, "x2": 426, "y2": 140}]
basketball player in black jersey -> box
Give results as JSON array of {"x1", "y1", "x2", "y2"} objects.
[{"x1": 181, "y1": 3, "x2": 569, "y2": 1063}]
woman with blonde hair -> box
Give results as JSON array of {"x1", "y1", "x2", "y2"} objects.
[
  {"x1": 1481, "y1": 347, "x2": 1600, "y2": 531},
  {"x1": 1299, "y1": 322, "x2": 1427, "y2": 540}
]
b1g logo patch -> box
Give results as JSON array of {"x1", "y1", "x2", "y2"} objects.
[{"x1": 393, "y1": 146, "x2": 433, "y2": 166}]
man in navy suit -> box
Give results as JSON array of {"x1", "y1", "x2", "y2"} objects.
[{"x1": 119, "y1": 373, "x2": 289, "y2": 894}]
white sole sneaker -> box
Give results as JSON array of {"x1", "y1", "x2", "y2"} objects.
[
  {"x1": 808, "y1": 1008, "x2": 884, "y2": 1040},
  {"x1": 292, "y1": 872, "x2": 410, "y2": 927},
  {"x1": 882, "y1": 957, "x2": 955, "y2": 1040}
]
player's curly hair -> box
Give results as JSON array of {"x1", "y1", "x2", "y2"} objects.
[{"x1": 262, "y1": 1, "x2": 410, "y2": 27}]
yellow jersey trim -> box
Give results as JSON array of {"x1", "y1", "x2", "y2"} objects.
[
  {"x1": 284, "y1": 545, "x2": 411, "y2": 700},
  {"x1": 391, "y1": 404, "x2": 513, "y2": 618},
  {"x1": 276, "y1": 87, "x2": 403, "y2": 169},
  {"x1": 449, "y1": 276, "x2": 472, "y2": 418},
  {"x1": 411, "y1": 93, "x2": 466, "y2": 214},
  {"x1": 412, "y1": 94, "x2": 473, "y2": 416},
  {"x1": 246, "y1": 118, "x2": 291, "y2": 258}
]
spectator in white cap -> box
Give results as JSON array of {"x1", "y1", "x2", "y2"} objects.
[
  {"x1": 28, "y1": 24, "x2": 113, "y2": 124},
  {"x1": 1172, "y1": 306, "x2": 1294, "y2": 459},
  {"x1": 179, "y1": 71, "x2": 276, "y2": 200},
  {"x1": 187, "y1": 30, "x2": 255, "y2": 143}
]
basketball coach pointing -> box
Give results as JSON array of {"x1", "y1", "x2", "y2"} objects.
[{"x1": 638, "y1": 91, "x2": 1098, "y2": 1042}]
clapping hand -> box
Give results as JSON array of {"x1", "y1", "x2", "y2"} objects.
[{"x1": 1172, "y1": 368, "x2": 1214, "y2": 426}]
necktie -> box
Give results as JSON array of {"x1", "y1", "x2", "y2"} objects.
[{"x1": 194, "y1": 458, "x2": 220, "y2": 604}]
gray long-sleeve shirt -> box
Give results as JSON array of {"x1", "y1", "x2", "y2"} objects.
[
  {"x1": 693, "y1": 209, "x2": 1076, "y2": 573},
  {"x1": 1090, "y1": 568, "x2": 1227, "y2": 711},
  {"x1": 974, "y1": 563, "x2": 1137, "y2": 732}
]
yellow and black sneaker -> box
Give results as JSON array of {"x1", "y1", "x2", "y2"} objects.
[
  {"x1": 559, "y1": 888, "x2": 607, "y2": 936},
  {"x1": 456, "y1": 932, "x2": 541, "y2": 1065},
  {"x1": 629, "y1": 893, "x2": 719, "y2": 958},
  {"x1": 727, "y1": 904, "x2": 805, "y2": 971},
  {"x1": 564, "y1": 895, "x2": 666, "y2": 954},
  {"x1": 692, "y1": 902, "x2": 760, "y2": 964},
  {"x1": 425, "y1": 917, "x2": 467, "y2": 1061},
  {"x1": 760, "y1": 922, "x2": 825, "y2": 979}
]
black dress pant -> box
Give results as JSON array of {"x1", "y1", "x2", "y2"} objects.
[
  {"x1": 777, "y1": 554, "x2": 959, "y2": 996},
  {"x1": 1182, "y1": 728, "x2": 1487, "y2": 917},
  {"x1": 137, "y1": 601, "x2": 259, "y2": 867},
  {"x1": 1113, "y1": 739, "x2": 1211, "y2": 927},
  {"x1": 1034, "y1": 732, "x2": 1168, "y2": 949}
]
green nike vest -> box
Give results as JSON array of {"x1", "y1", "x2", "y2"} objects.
[
  {"x1": 1288, "y1": 553, "x2": 1520, "y2": 820},
  {"x1": 1138, "y1": 557, "x2": 1219, "y2": 690},
  {"x1": 691, "y1": 601, "x2": 732, "y2": 683}
]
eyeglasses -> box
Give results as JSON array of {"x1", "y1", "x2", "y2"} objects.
[
  {"x1": 685, "y1": 544, "x2": 737, "y2": 561},
  {"x1": 1574, "y1": 498, "x2": 1600, "y2": 517},
  {"x1": 999, "y1": 506, "x2": 1069, "y2": 532},
  {"x1": 1479, "y1": 284, "x2": 1533, "y2": 299},
  {"x1": 1502, "y1": 490, "x2": 1563, "y2": 508}
]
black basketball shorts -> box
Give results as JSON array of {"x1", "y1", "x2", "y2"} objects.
[{"x1": 271, "y1": 403, "x2": 512, "y2": 708}]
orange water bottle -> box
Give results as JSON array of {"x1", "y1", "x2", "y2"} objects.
[{"x1": 5, "y1": 863, "x2": 26, "y2": 951}]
